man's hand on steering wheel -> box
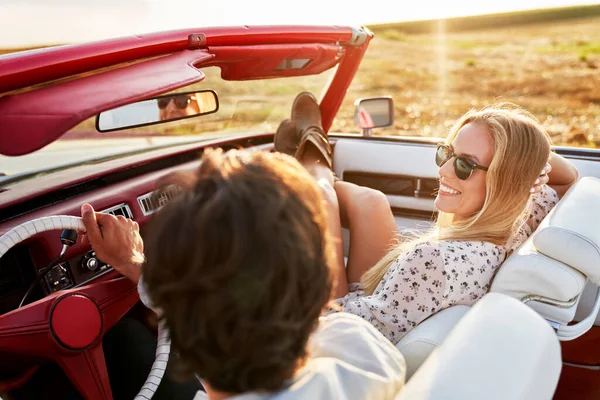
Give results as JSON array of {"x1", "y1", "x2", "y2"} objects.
[{"x1": 80, "y1": 203, "x2": 144, "y2": 283}]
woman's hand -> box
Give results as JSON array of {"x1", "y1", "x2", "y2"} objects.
[
  {"x1": 531, "y1": 162, "x2": 551, "y2": 194},
  {"x1": 80, "y1": 203, "x2": 144, "y2": 283},
  {"x1": 545, "y1": 152, "x2": 579, "y2": 199}
]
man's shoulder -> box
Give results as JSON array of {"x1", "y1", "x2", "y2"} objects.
[
  {"x1": 318, "y1": 311, "x2": 376, "y2": 328},
  {"x1": 311, "y1": 312, "x2": 405, "y2": 369}
]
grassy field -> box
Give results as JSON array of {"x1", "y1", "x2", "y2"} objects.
[
  {"x1": 330, "y1": 9, "x2": 600, "y2": 146},
  {"x1": 3, "y1": 6, "x2": 600, "y2": 147}
]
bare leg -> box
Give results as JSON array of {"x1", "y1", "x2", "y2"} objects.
[
  {"x1": 300, "y1": 146, "x2": 348, "y2": 299},
  {"x1": 335, "y1": 181, "x2": 398, "y2": 284}
]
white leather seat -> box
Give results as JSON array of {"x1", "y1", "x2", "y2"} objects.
[
  {"x1": 395, "y1": 306, "x2": 470, "y2": 379},
  {"x1": 398, "y1": 293, "x2": 561, "y2": 400},
  {"x1": 396, "y1": 177, "x2": 600, "y2": 378}
]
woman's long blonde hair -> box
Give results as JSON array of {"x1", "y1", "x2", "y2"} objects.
[{"x1": 362, "y1": 103, "x2": 551, "y2": 295}]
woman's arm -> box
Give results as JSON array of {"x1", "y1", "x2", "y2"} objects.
[{"x1": 547, "y1": 152, "x2": 579, "y2": 198}]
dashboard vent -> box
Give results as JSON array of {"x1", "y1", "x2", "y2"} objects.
[
  {"x1": 137, "y1": 185, "x2": 180, "y2": 216},
  {"x1": 101, "y1": 203, "x2": 133, "y2": 219}
]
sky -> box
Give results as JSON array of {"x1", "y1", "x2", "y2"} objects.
[{"x1": 0, "y1": 0, "x2": 598, "y2": 48}]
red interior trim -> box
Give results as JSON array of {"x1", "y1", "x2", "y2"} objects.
[
  {"x1": 0, "y1": 26, "x2": 354, "y2": 94},
  {"x1": 0, "y1": 50, "x2": 211, "y2": 156},
  {"x1": 207, "y1": 44, "x2": 343, "y2": 80},
  {"x1": 0, "y1": 366, "x2": 39, "y2": 392}
]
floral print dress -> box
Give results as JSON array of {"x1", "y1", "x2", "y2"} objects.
[{"x1": 332, "y1": 185, "x2": 559, "y2": 344}]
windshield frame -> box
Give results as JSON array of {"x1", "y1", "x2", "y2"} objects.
[{"x1": 1, "y1": 27, "x2": 372, "y2": 183}]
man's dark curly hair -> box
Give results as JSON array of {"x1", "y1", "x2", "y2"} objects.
[{"x1": 143, "y1": 148, "x2": 335, "y2": 393}]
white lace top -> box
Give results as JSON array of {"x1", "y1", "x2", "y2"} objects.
[{"x1": 332, "y1": 185, "x2": 559, "y2": 344}]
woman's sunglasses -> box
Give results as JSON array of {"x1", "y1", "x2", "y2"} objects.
[
  {"x1": 157, "y1": 95, "x2": 193, "y2": 110},
  {"x1": 435, "y1": 144, "x2": 488, "y2": 180}
]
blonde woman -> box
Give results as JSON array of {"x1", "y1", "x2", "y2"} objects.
[{"x1": 275, "y1": 93, "x2": 579, "y2": 344}]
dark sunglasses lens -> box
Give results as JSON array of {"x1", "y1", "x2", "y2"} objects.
[
  {"x1": 174, "y1": 95, "x2": 191, "y2": 109},
  {"x1": 435, "y1": 145, "x2": 450, "y2": 167},
  {"x1": 454, "y1": 157, "x2": 474, "y2": 180},
  {"x1": 157, "y1": 98, "x2": 170, "y2": 109}
]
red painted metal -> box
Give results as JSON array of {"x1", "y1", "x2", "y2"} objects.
[
  {"x1": 0, "y1": 30, "x2": 356, "y2": 157},
  {"x1": 0, "y1": 26, "x2": 354, "y2": 94},
  {"x1": 320, "y1": 35, "x2": 372, "y2": 133}
]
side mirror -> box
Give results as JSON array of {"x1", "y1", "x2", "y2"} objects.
[
  {"x1": 96, "y1": 90, "x2": 219, "y2": 132},
  {"x1": 353, "y1": 96, "x2": 394, "y2": 136}
]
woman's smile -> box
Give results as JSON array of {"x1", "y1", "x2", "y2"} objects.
[{"x1": 438, "y1": 182, "x2": 462, "y2": 196}]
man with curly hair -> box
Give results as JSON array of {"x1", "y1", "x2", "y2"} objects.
[{"x1": 81, "y1": 149, "x2": 405, "y2": 399}]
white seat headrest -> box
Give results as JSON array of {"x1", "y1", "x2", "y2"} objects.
[
  {"x1": 491, "y1": 240, "x2": 586, "y2": 307},
  {"x1": 533, "y1": 177, "x2": 600, "y2": 285}
]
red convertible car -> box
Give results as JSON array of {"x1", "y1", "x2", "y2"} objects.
[{"x1": 0, "y1": 25, "x2": 599, "y2": 400}]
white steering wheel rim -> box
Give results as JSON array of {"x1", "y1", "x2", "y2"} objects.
[
  {"x1": 0, "y1": 215, "x2": 170, "y2": 400},
  {"x1": 0, "y1": 216, "x2": 85, "y2": 259}
]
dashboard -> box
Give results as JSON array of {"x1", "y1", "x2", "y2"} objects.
[
  {"x1": 0, "y1": 177, "x2": 186, "y2": 315},
  {"x1": 40, "y1": 204, "x2": 134, "y2": 296},
  {"x1": 0, "y1": 135, "x2": 273, "y2": 317},
  {"x1": 37, "y1": 184, "x2": 178, "y2": 295}
]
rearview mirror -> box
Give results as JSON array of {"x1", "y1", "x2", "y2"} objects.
[
  {"x1": 96, "y1": 90, "x2": 219, "y2": 132},
  {"x1": 353, "y1": 96, "x2": 394, "y2": 136}
]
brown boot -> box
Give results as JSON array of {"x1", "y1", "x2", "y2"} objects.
[
  {"x1": 273, "y1": 119, "x2": 298, "y2": 156},
  {"x1": 292, "y1": 92, "x2": 323, "y2": 134},
  {"x1": 291, "y1": 92, "x2": 333, "y2": 170}
]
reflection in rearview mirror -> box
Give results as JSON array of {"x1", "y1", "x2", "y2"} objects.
[
  {"x1": 353, "y1": 96, "x2": 394, "y2": 133},
  {"x1": 96, "y1": 90, "x2": 219, "y2": 132}
]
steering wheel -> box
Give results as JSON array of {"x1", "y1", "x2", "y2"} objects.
[{"x1": 0, "y1": 216, "x2": 170, "y2": 400}]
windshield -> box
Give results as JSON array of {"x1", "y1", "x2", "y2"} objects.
[{"x1": 0, "y1": 66, "x2": 336, "y2": 180}]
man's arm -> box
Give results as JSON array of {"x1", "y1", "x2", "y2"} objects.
[{"x1": 80, "y1": 203, "x2": 144, "y2": 283}]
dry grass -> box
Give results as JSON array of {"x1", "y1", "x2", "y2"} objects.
[{"x1": 332, "y1": 15, "x2": 600, "y2": 147}]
